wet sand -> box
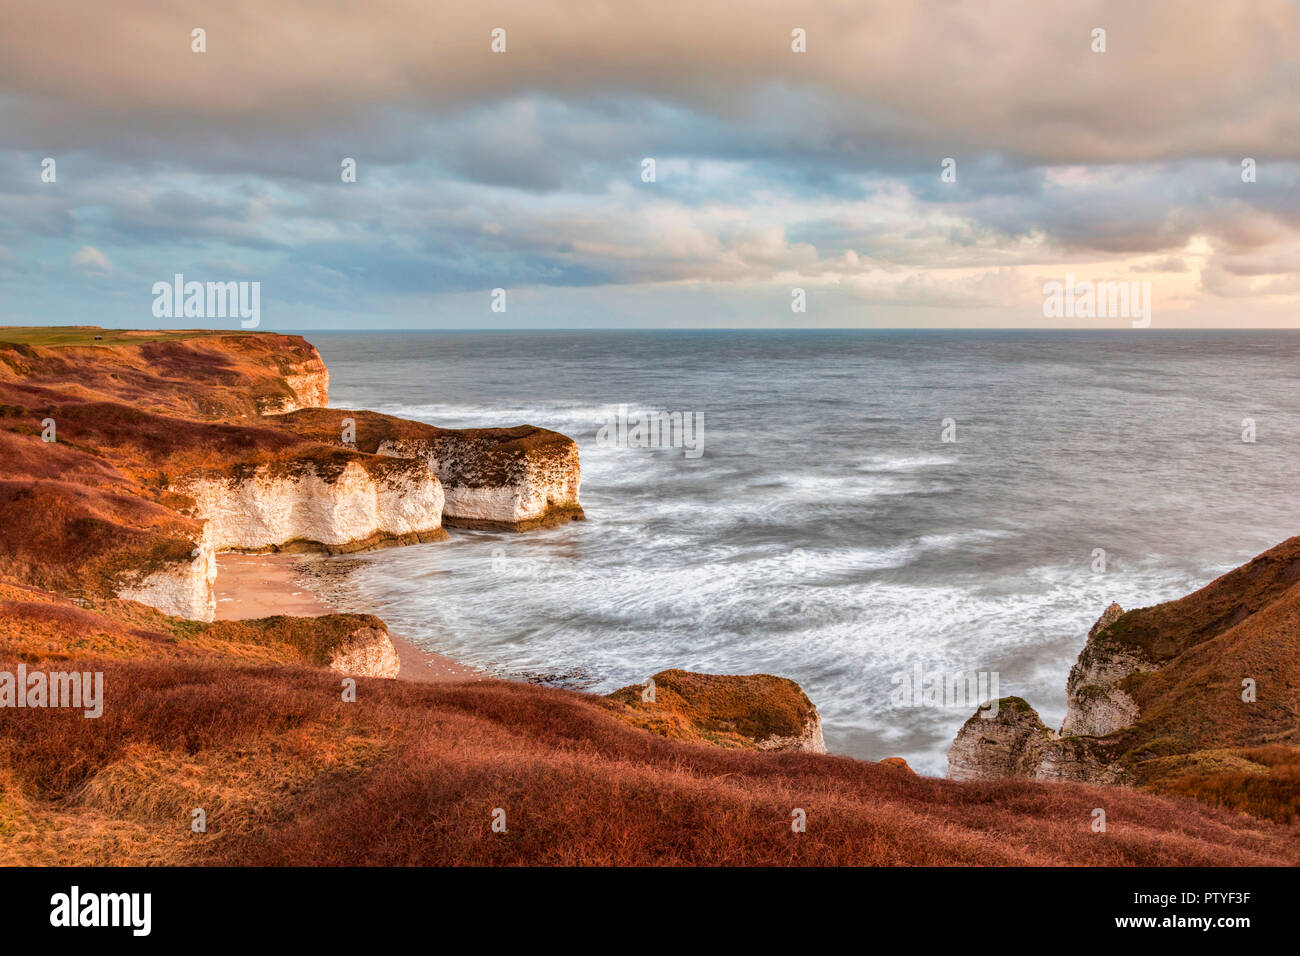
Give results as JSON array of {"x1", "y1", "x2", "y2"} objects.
[{"x1": 214, "y1": 552, "x2": 484, "y2": 683}]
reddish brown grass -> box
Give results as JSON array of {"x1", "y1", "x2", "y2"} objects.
[
  {"x1": 2, "y1": 659, "x2": 1296, "y2": 866},
  {"x1": 604, "y1": 668, "x2": 819, "y2": 748}
]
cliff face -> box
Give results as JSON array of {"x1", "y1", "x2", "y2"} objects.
[
  {"x1": 948, "y1": 537, "x2": 1300, "y2": 814},
  {"x1": 949, "y1": 604, "x2": 1136, "y2": 783},
  {"x1": 379, "y1": 433, "x2": 581, "y2": 530},
  {"x1": 272, "y1": 408, "x2": 585, "y2": 531},
  {"x1": 176, "y1": 458, "x2": 445, "y2": 555},
  {"x1": 271, "y1": 360, "x2": 330, "y2": 414},
  {"x1": 948, "y1": 698, "x2": 1056, "y2": 781},
  {"x1": 947, "y1": 697, "x2": 1122, "y2": 784},
  {"x1": 1060, "y1": 602, "x2": 1147, "y2": 736},
  {"x1": 116, "y1": 525, "x2": 218, "y2": 621}
]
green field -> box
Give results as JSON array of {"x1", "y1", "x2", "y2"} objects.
[{"x1": 0, "y1": 326, "x2": 261, "y2": 347}]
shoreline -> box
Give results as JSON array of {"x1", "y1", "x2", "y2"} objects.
[{"x1": 214, "y1": 552, "x2": 485, "y2": 683}]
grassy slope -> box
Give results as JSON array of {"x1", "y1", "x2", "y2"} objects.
[
  {"x1": 2, "y1": 655, "x2": 1297, "y2": 866},
  {"x1": 0, "y1": 576, "x2": 385, "y2": 669},
  {"x1": 0, "y1": 327, "x2": 233, "y2": 348}
]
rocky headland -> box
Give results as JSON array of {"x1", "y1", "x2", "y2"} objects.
[
  {"x1": 949, "y1": 538, "x2": 1300, "y2": 820},
  {"x1": 271, "y1": 407, "x2": 585, "y2": 531},
  {"x1": 0, "y1": 327, "x2": 582, "y2": 624}
]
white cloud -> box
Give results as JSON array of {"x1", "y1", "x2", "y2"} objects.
[{"x1": 71, "y1": 245, "x2": 112, "y2": 272}]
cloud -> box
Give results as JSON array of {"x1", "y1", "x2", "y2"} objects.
[
  {"x1": 1, "y1": 1, "x2": 1298, "y2": 326},
  {"x1": 70, "y1": 245, "x2": 111, "y2": 272},
  {"x1": 4, "y1": 1, "x2": 1299, "y2": 164}
]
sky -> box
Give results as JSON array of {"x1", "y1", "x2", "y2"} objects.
[{"x1": 1, "y1": 0, "x2": 1298, "y2": 330}]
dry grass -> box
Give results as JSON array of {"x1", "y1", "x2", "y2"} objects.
[
  {"x1": 1142, "y1": 746, "x2": 1300, "y2": 823},
  {"x1": 0, "y1": 575, "x2": 385, "y2": 670},
  {"x1": 2, "y1": 658, "x2": 1297, "y2": 866}
]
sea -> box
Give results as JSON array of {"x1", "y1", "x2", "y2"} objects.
[{"x1": 303, "y1": 329, "x2": 1300, "y2": 774}]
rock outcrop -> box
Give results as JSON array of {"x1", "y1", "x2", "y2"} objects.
[
  {"x1": 272, "y1": 408, "x2": 585, "y2": 531},
  {"x1": 116, "y1": 526, "x2": 218, "y2": 621},
  {"x1": 948, "y1": 697, "x2": 1056, "y2": 781},
  {"x1": 1060, "y1": 602, "x2": 1148, "y2": 737},
  {"x1": 605, "y1": 668, "x2": 827, "y2": 753},
  {"x1": 947, "y1": 606, "x2": 1136, "y2": 783},
  {"x1": 378, "y1": 431, "x2": 582, "y2": 530},
  {"x1": 327, "y1": 624, "x2": 401, "y2": 678},
  {"x1": 175, "y1": 456, "x2": 446, "y2": 555},
  {"x1": 947, "y1": 697, "x2": 1122, "y2": 783},
  {"x1": 949, "y1": 535, "x2": 1300, "y2": 805}
]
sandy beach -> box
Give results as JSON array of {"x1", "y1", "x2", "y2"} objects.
[{"x1": 214, "y1": 552, "x2": 484, "y2": 683}]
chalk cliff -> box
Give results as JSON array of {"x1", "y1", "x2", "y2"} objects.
[
  {"x1": 946, "y1": 603, "x2": 1151, "y2": 784},
  {"x1": 268, "y1": 358, "x2": 330, "y2": 414},
  {"x1": 272, "y1": 408, "x2": 584, "y2": 531},
  {"x1": 1060, "y1": 602, "x2": 1148, "y2": 737},
  {"x1": 175, "y1": 456, "x2": 446, "y2": 555},
  {"x1": 378, "y1": 432, "x2": 581, "y2": 530},
  {"x1": 947, "y1": 697, "x2": 1121, "y2": 783},
  {"x1": 116, "y1": 525, "x2": 218, "y2": 621}
]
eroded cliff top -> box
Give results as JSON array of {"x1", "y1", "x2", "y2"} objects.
[
  {"x1": 0, "y1": 327, "x2": 328, "y2": 419},
  {"x1": 605, "y1": 668, "x2": 825, "y2": 752}
]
